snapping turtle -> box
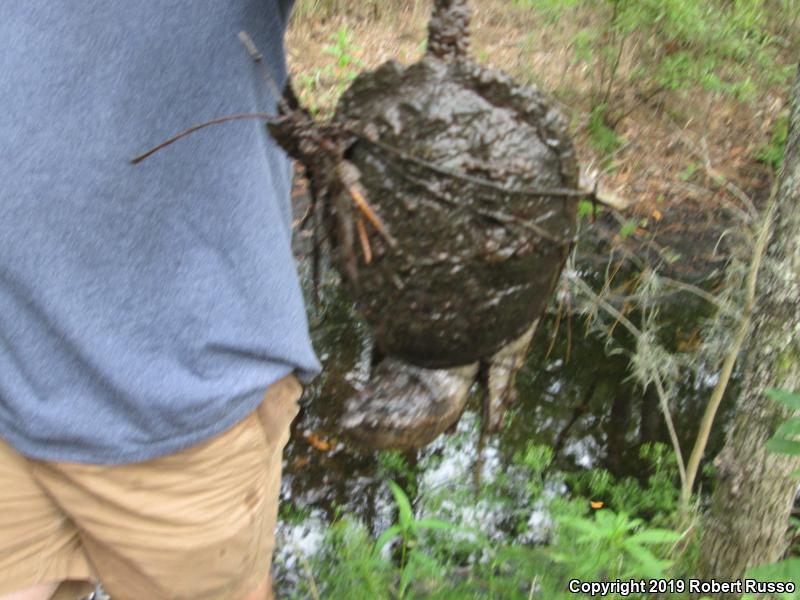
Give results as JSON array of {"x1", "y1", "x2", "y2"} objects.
[
  {"x1": 270, "y1": 0, "x2": 579, "y2": 449},
  {"x1": 329, "y1": 5, "x2": 578, "y2": 369}
]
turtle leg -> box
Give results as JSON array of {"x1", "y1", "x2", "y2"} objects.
[{"x1": 483, "y1": 319, "x2": 540, "y2": 433}]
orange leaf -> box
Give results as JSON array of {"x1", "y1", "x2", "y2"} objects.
[
  {"x1": 306, "y1": 433, "x2": 331, "y2": 452},
  {"x1": 590, "y1": 500, "x2": 604, "y2": 509}
]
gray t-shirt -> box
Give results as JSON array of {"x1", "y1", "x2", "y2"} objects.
[{"x1": 0, "y1": 1, "x2": 321, "y2": 464}]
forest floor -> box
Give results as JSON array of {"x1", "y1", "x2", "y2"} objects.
[{"x1": 284, "y1": 0, "x2": 794, "y2": 283}]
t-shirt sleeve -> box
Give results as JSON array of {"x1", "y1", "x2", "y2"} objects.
[{"x1": 278, "y1": 0, "x2": 295, "y2": 22}]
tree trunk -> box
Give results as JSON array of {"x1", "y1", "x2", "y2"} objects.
[{"x1": 697, "y1": 65, "x2": 800, "y2": 598}]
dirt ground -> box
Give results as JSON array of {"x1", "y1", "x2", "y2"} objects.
[{"x1": 284, "y1": 0, "x2": 790, "y2": 280}]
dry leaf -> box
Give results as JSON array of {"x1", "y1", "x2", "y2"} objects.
[{"x1": 306, "y1": 432, "x2": 332, "y2": 452}]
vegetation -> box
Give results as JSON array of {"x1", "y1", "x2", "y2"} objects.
[
  {"x1": 287, "y1": 443, "x2": 692, "y2": 599},
  {"x1": 279, "y1": 1, "x2": 800, "y2": 597}
]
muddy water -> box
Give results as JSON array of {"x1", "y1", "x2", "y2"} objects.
[{"x1": 273, "y1": 223, "x2": 737, "y2": 590}]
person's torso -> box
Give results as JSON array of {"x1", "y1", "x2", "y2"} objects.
[{"x1": 0, "y1": 0, "x2": 321, "y2": 464}]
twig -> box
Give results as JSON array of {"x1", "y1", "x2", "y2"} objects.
[
  {"x1": 528, "y1": 575, "x2": 540, "y2": 600},
  {"x1": 657, "y1": 276, "x2": 741, "y2": 319},
  {"x1": 651, "y1": 364, "x2": 687, "y2": 490},
  {"x1": 132, "y1": 32, "x2": 285, "y2": 165},
  {"x1": 238, "y1": 31, "x2": 290, "y2": 114},
  {"x1": 546, "y1": 285, "x2": 566, "y2": 359},
  {"x1": 680, "y1": 183, "x2": 777, "y2": 506},
  {"x1": 569, "y1": 274, "x2": 641, "y2": 344},
  {"x1": 677, "y1": 131, "x2": 758, "y2": 222},
  {"x1": 292, "y1": 203, "x2": 314, "y2": 230},
  {"x1": 699, "y1": 137, "x2": 758, "y2": 220},
  {"x1": 130, "y1": 113, "x2": 275, "y2": 164}
]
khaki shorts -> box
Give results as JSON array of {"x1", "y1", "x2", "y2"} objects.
[{"x1": 0, "y1": 374, "x2": 302, "y2": 600}]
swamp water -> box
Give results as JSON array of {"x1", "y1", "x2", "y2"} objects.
[{"x1": 273, "y1": 212, "x2": 738, "y2": 593}]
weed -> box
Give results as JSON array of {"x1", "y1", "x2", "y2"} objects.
[
  {"x1": 755, "y1": 113, "x2": 790, "y2": 170},
  {"x1": 323, "y1": 25, "x2": 364, "y2": 69},
  {"x1": 288, "y1": 442, "x2": 688, "y2": 598},
  {"x1": 522, "y1": 0, "x2": 791, "y2": 120},
  {"x1": 293, "y1": 26, "x2": 365, "y2": 117},
  {"x1": 587, "y1": 105, "x2": 624, "y2": 159},
  {"x1": 552, "y1": 509, "x2": 680, "y2": 579},
  {"x1": 679, "y1": 163, "x2": 700, "y2": 182}
]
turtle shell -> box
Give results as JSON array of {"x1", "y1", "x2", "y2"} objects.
[{"x1": 331, "y1": 56, "x2": 578, "y2": 369}]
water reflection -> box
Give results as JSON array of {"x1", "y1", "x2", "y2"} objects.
[{"x1": 273, "y1": 265, "x2": 736, "y2": 592}]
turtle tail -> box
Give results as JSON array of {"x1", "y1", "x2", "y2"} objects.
[{"x1": 427, "y1": 0, "x2": 471, "y2": 61}]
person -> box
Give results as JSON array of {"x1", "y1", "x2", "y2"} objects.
[{"x1": 0, "y1": 2, "x2": 321, "y2": 599}]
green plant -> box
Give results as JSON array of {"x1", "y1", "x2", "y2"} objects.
[
  {"x1": 567, "y1": 443, "x2": 681, "y2": 524},
  {"x1": 375, "y1": 481, "x2": 460, "y2": 598},
  {"x1": 734, "y1": 389, "x2": 800, "y2": 599},
  {"x1": 524, "y1": 0, "x2": 789, "y2": 121},
  {"x1": 755, "y1": 113, "x2": 790, "y2": 170},
  {"x1": 587, "y1": 104, "x2": 625, "y2": 159},
  {"x1": 552, "y1": 509, "x2": 682, "y2": 581},
  {"x1": 618, "y1": 218, "x2": 637, "y2": 240},
  {"x1": 765, "y1": 388, "x2": 800, "y2": 470},
  {"x1": 323, "y1": 25, "x2": 364, "y2": 69},
  {"x1": 294, "y1": 517, "x2": 394, "y2": 600},
  {"x1": 679, "y1": 162, "x2": 700, "y2": 181},
  {"x1": 287, "y1": 442, "x2": 693, "y2": 599}
]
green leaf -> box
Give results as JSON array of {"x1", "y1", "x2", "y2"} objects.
[
  {"x1": 624, "y1": 542, "x2": 672, "y2": 578},
  {"x1": 619, "y1": 219, "x2": 637, "y2": 240},
  {"x1": 558, "y1": 516, "x2": 605, "y2": 540},
  {"x1": 765, "y1": 388, "x2": 800, "y2": 410},
  {"x1": 627, "y1": 528, "x2": 681, "y2": 545},
  {"x1": 374, "y1": 524, "x2": 402, "y2": 555},
  {"x1": 766, "y1": 437, "x2": 800, "y2": 457},
  {"x1": 774, "y1": 418, "x2": 800, "y2": 438},
  {"x1": 593, "y1": 508, "x2": 614, "y2": 523},
  {"x1": 578, "y1": 199, "x2": 595, "y2": 220},
  {"x1": 416, "y1": 518, "x2": 458, "y2": 532},
  {"x1": 679, "y1": 163, "x2": 699, "y2": 181},
  {"x1": 388, "y1": 480, "x2": 415, "y2": 531},
  {"x1": 746, "y1": 557, "x2": 800, "y2": 594}
]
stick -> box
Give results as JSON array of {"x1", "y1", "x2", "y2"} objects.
[
  {"x1": 238, "y1": 31, "x2": 291, "y2": 114},
  {"x1": 130, "y1": 113, "x2": 275, "y2": 164}
]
